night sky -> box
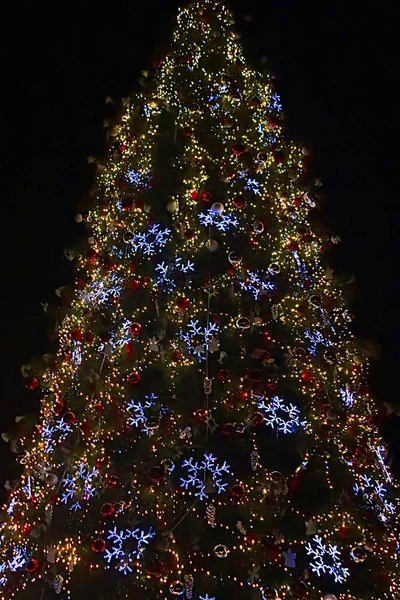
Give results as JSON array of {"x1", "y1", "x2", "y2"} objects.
[{"x1": 2, "y1": 2, "x2": 399, "y2": 482}]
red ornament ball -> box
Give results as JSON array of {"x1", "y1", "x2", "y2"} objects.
[
  {"x1": 233, "y1": 194, "x2": 247, "y2": 209},
  {"x1": 182, "y1": 126, "x2": 192, "y2": 137},
  {"x1": 146, "y1": 559, "x2": 164, "y2": 578},
  {"x1": 232, "y1": 142, "x2": 246, "y2": 156},
  {"x1": 290, "y1": 581, "x2": 309, "y2": 599},
  {"x1": 287, "y1": 240, "x2": 299, "y2": 252},
  {"x1": 251, "y1": 411, "x2": 265, "y2": 426},
  {"x1": 62, "y1": 411, "x2": 76, "y2": 426},
  {"x1": 266, "y1": 377, "x2": 278, "y2": 390},
  {"x1": 130, "y1": 322, "x2": 142, "y2": 336},
  {"x1": 149, "y1": 466, "x2": 165, "y2": 484},
  {"x1": 71, "y1": 328, "x2": 84, "y2": 342},
  {"x1": 220, "y1": 422, "x2": 236, "y2": 437},
  {"x1": 91, "y1": 538, "x2": 106, "y2": 553},
  {"x1": 273, "y1": 150, "x2": 285, "y2": 164},
  {"x1": 231, "y1": 483, "x2": 246, "y2": 500},
  {"x1": 190, "y1": 190, "x2": 199, "y2": 202},
  {"x1": 184, "y1": 228, "x2": 195, "y2": 239},
  {"x1": 104, "y1": 475, "x2": 119, "y2": 489},
  {"x1": 202, "y1": 191, "x2": 212, "y2": 202},
  {"x1": 127, "y1": 371, "x2": 141, "y2": 385},
  {"x1": 100, "y1": 502, "x2": 115, "y2": 517},
  {"x1": 129, "y1": 279, "x2": 141, "y2": 292},
  {"x1": 171, "y1": 350, "x2": 182, "y2": 362},
  {"x1": 176, "y1": 296, "x2": 190, "y2": 311},
  {"x1": 301, "y1": 369, "x2": 314, "y2": 383},
  {"x1": 26, "y1": 558, "x2": 39, "y2": 574},
  {"x1": 217, "y1": 369, "x2": 231, "y2": 384}
]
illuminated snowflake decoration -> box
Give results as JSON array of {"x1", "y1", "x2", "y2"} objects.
[
  {"x1": 82, "y1": 272, "x2": 124, "y2": 306},
  {"x1": 99, "y1": 319, "x2": 132, "y2": 353},
  {"x1": 0, "y1": 544, "x2": 29, "y2": 587},
  {"x1": 198, "y1": 209, "x2": 239, "y2": 232},
  {"x1": 126, "y1": 168, "x2": 152, "y2": 188},
  {"x1": 180, "y1": 453, "x2": 232, "y2": 501},
  {"x1": 130, "y1": 224, "x2": 171, "y2": 256},
  {"x1": 127, "y1": 394, "x2": 158, "y2": 435},
  {"x1": 41, "y1": 418, "x2": 73, "y2": 454},
  {"x1": 236, "y1": 170, "x2": 261, "y2": 196},
  {"x1": 293, "y1": 251, "x2": 311, "y2": 283},
  {"x1": 340, "y1": 386, "x2": 354, "y2": 408},
  {"x1": 256, "y1": 395, "x2": 307, "y2": 435},
  {"x1": 305, "y1": 535, "x2": 350, "y2": 584},
  {"x1": 353, "y1": 473, "x2": 397, "y2": 523},
  {"x1": 178, "y1": 320, "x2": 219, "y2": 362},
  {"x1": 270, "y1": 92, "x2": 283, "y2": 113},
  {"x1": 199, "y1": 596, "x2": 215, "y2": 600},
  {"x1": 155, "y1": 257, "x2": 195, "y2": 292},
  {"x1": 71, "y1": 341, "x2": 82, "y2": 366},
  {"x1": 304, "y1": 329, "x2": 334, "y2": 357},
  {"x1": 61, "y1": 462, "x2": 100, "y2": 511},
  {"x1": 105, "y1": 526, "x2": 155, "y2": 574},
  {"x1": 257, "y1": 123, "x2": 278, "y2": 145},
  {"x1": 239, "y1": 270, "x2": 274, "y2": 300}
]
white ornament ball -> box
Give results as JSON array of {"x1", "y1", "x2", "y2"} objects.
[
  {"x1": 353, "y1": 354, "x2": 364, "y2": 365},
  {"x1": 211, "y1": 202, "x2": 224, "y2": 214},
  {"x1": 75, "y1": 213, "x2": 83, "y2": 223},
  {"x1": 205, "y1": 239, "x2": 219, "y2": 252},
  {"x1": 301, "y1": 145, "x2": 310, "y2": 156},
  {"x1": 46, "y1": 473, "x2": 59, "y2": 486},
  {"x1": 323, "y1": 595, "x2": 338, "y2": 600},
  {"x1": 167, "y1": 200, "x2": 178, "y2": 213},
  {"x1": 326, "y1": 408, "x2": 338, "y2": 421}
]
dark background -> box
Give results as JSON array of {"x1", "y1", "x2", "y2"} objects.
[{"x1": 1, "y1": 1, "x2": 399, "y2": 481}]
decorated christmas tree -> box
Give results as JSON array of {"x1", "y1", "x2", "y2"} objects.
[{"x1": 1, "y1": 1, "x2": 399, "y2": 599}]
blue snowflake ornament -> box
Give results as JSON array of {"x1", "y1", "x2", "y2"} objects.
[
  {"x1": 178, "y1": 319, "x2": 219, "y2": 362},
  {"x1": 105, "y1": 525, "x2": 155, "y2": 573},
  {"x1": 129, "y1": 224, "x2": 171, "y2": 256},
  {"x1": 180, "y1": 453, "x2": 232, "y2": 501},
  {"x1": 198, "y1": 209, "x2": 239, "y2": 232},
  {"x1": 305, "y1": 535, "x2": 350, "y2": 584},
  {"x1": 256, "y1": 395, "x2": 307, "y2": 434}
]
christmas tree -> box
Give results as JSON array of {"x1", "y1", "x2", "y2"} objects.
[{"x1": 1, "y1": 1, "x2": 399, "y2": 599}]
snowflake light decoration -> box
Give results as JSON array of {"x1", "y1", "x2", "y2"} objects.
[
  {"x1": 126, "y1": 168, "x2": 152, "y2": 188},
  {"x1": 238, "y1": 270, "x2": 274, "y2": 300},
  {"x1": 180, "y1": 453, "x2": 232, "y2": 501},
  {"x1": 353, "y1": 473, "x2": 397, "y2": 523},
  {"x1": 256, "y1": 395, "x2": 307, "y2": 435},
  {"x1": 105, "y1": 525, "x2": 155, "y2": 573},
  {"x1": 129, "y1": 224, "x2": 171, "y2": 256},
  {"x1": 155, "y1": 257, "x2": 195, "y2": 292},
  {"x1": 305, "y1": 535, "x2": 350, "y2": 584},
  {"x1": 199, "y1": 595, "x2": 215, "y2": 600},
  {"x1": 0, "y1": 544, "x2": 29, "y2": 587},
  {"x1": 304, "y1": 329, "x2": 334, "y2": 357},
  {"x1": 71, "y1": 341, "x2": 82, "y2": 366},
  {"x1": 41, "y1": 418, "x2": 73, "y2": 454},
  {"x1": 127, "y1": 394, "x2": 158, "y2": 435},
  {"x1": 198, "y1": 209, "x2": 239, "y2": 232},
  {"x1": 82, "y1": 272, "x2": 124, "y2": 306},
  {"x1": 99, "y1": 319, "x2": 132, "y2": 353},
  {"x1": 340, "y1": 386, "x2": 354, "y2": 408},
  {"x1": 270, "y1": 92, "x2": 283, "y2": 113},
  {"x1": 293, "y1": 251, "x2": 311, "y2": 283},
  {"x1": 178, "y1": 319, "x2": 219, "y2": 362},
  {"x1": 61, "y1": 462, "x2": 100, "y2": 511}
]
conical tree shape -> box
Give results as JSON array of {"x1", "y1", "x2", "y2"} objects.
[{"x1": 1, "y1": 1, "x2": 399, "y2": 600}]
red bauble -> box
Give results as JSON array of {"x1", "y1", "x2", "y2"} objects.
[
  {"x1": 87, "y1": 249, "x2": 99, "y2": 262},
  {"x1": 104, "y1": 475, "x2": 119, "y2": 489},
  {"x1": 142, "y1": 276, "x2": 152, "y2": 288},
  {"x1": 26, "y1": 558, "x2": 39, "y2": 574},
  {"x1": 130, "y1": 322, "x2": 142, "y2": 336},
  {"x1": 26, "y1": 377, "x2": 39, "y2": 391},
  {"x1": 171, "y1": 350, "x2": 182, "y2": 362},
  {"x1": 194, "y1": 409, "x2": 208, "y2": 422},
  {"x1": 273, "y1": 150, "x2": 285, "y2": 164},
  {"x1": 287, "y1": 240, "x2": 299, "y2": 252},
  {"x1": 266, "y1": 377, "x2": 278, "y2": 390},
  {"x1": 250, "y1": 96, "x2": 262, "y2": 107},
  {"x1": 71, "y1": 328, "x2": 84, "y2": 342},
  {"x1": 84, "y1": 331, "x2": 94, "y2": 343},
  {"x1": 233, "y1": 194, "x2": 247, "y2": 209},
  {"x1": 301, "y1": 369, "x2": 314, "y2": 383},
  {"x1": 202, "y1": 191, "x2": 212, "y2": 202},
  {"x1": 190, "y1": 190, "x2": 199, "y2": 202},
  {"x1": 231, "y1": 483, "x2": 246, "y2": 500},
  {"x1": 147, "y1": 559, "x2": 164, "y2": 578},
  {"x1": 127, "y1": 371, "x2": 141, "y2": 385},
  {"x1": 336, "y1": 525, "x2": 353, "y2": 540},
  {"x1": 232, "y1": 142, "x2": 246, "y2": 156},
  {"x1": 293, "y1": 196, "x2": 302, "y2": 207},
  {"x1": 176, "y1": 297, "x2": 190, "y2": 311},
  {"x1": 220, "y1": 422, "x2": 236, "y2": 437},
  {"x1": 129, "y1": 279, "x2": 141, "y2": 292},
  {"x1": 290, "y1": 581, "x2": 308, "y2": 599},
  {"x1": 217, "y1": 369, "x2": 231, "y2": 384},
  {"x1": 182, "y1": 126, "x2": 192, "y2": 137},
  {"x1": 251, "y1": 411, "x2": 264, "y2": 426},
  {"x1": 100, "y1": 502, "x2": 115, "y2": 517},
  {"x1": 184, "y1": 228, "x2": 195, "y2": 239},
  {"x1": 149, "y1": 466, "x2": 165, "y2": 484},
  {"x1": 95, "y1": 403, "x2": 104, "y2": 415},
  {"x1": 91, "y1": 538, "x2": 106, "y2": 553},
  {"x1": 63, "y1": 411, "x2": 76, "y2": 425}
]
